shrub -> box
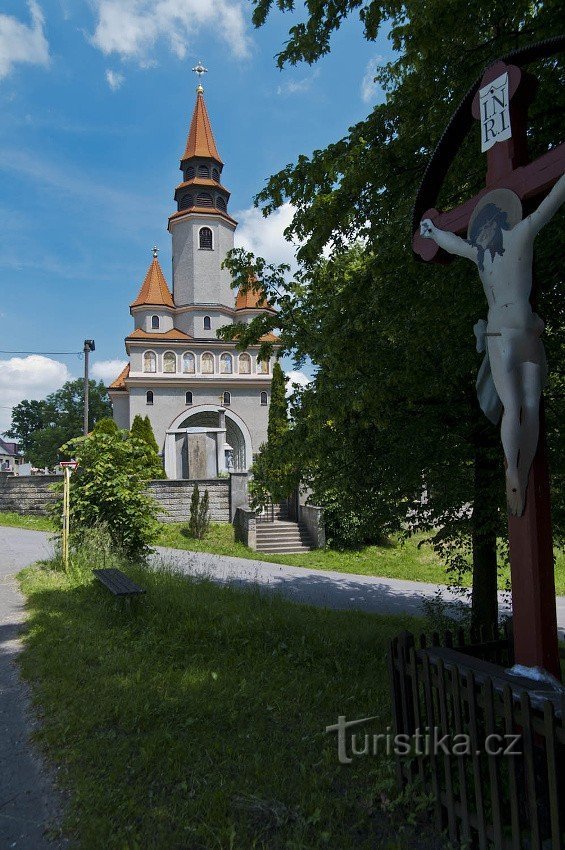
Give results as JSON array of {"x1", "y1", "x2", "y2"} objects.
[
  {"x1": 55, "y1": 429, "x2": 160, "y2": 559},
  {"x1": 188, "y1": 485, "x2": 210, "y2": 539}
]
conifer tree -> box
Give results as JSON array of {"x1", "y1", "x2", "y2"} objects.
[{"x1": 130, "y1": 415, "x2": 165, "y2": 478}]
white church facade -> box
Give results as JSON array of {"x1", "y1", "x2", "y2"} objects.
[{"x1": 109, "y1": 83, "x2": 277, "y2": 479}]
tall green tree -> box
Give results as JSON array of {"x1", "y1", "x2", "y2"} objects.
[
  {"x1": 249, "y1": 362, "x2": 300, "y2": 506},
  {"x1": 130, "y1": 415, "x2": 166, "y2": 478},
  {"x1": 220, "y1": 1, "x2": 564, "y2": 630},
  {"x1": 5, "y1": 379, "x2": 112, "y2": 467}
]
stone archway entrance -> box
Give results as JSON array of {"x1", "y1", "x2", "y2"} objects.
[{"x1": 163, "y1": 406, "x2": 251, "y2": 479}]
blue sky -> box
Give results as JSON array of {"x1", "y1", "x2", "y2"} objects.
[{"x1": 0, "y1": 0, "x2": 394, "y2": 432}]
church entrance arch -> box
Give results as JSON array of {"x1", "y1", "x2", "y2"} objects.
[{"x1": 164, "y1": 405, "x2": 251, "y2": 478}]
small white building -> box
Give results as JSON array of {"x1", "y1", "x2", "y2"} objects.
[{"x1": 109, "y1": 83, "x2": 277, "y2": 479}]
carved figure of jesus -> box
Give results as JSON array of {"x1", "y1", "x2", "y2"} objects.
[{"x1": 420, "y1": 173, "x2": 565, "y2": 515}]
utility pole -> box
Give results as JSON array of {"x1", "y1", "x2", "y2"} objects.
[{"x1": 83, "y1": 339, "x2": 95, "y2": 436}]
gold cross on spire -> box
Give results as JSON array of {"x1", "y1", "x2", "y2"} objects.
[{"x1": 192, "y1": 61, "x2": 208, "y2": 93}]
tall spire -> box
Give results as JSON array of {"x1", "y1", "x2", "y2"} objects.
[
  {"x1": 181, "y1": 82, "x2": 223, "y2": 165},
  {"x1": 130, "y1": 249, "x2": 174, "y2": 308},
  {"x1": 172, "y1": 68, "x2": 233, "y2": 220}
]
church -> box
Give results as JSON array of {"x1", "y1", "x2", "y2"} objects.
[{"x1": 109, "y1": 80, "x2": 277, "y2": 479}]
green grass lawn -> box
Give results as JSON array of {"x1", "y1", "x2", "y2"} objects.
[
  {"x1": 3, "y1": 510, "x2": 564, "y2": 594},
  {"x1": 18, "y1": 560, "x2": 446, "y2": 850},
  {"x1": 157, "y1": 522, "x2": 565, "y2": 595},
  {"x1": 0, "y1": 511, "x2": 55, "y2": 532}
]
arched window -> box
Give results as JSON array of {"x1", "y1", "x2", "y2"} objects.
[
  {"x1": 185, "y1": 391, "x2": 193, "y2": 405},
  {"x1": 185, "y1": 166, "x2": 195, "y2": 180},
  {"x1": 258, "y1": 358, "x2": 270, "y2": 375},
  {"x1": 203, "y1": 315, "x2": 211, "y2": 330},
  {"x1": 212, "y1": 167, "x2": 220, "y2": 181},
  {"x1": 182, "y1": 352, "x2": 195, "y2": 374},
  {"x1": 260, "y1": 392, "x2": 268, "y2": 406},
  {"x1": 201, "y1": 353, "x2": 214, "y2": 374},
  {"x1": 151, "y1": 315, "x2": 160, "y2": 330},
  {"x1": 163, "y1": 352, "x2": 176, "y2": 373},
  {"x1": 196, "y1": 192, "x2": 213, "y2": 208},
  {"x1": 216, "y1": 196, "x2": 227, "y2": 211},
  {"x1": 238, "y1": 353, "x2": 251, "y2": 374},
  {"x1": 146, "y1": 390, "x2": 154, "y2": 405},
  {"x1": 223, "y1": 391, "x2": 231, "y2": 406},
  {"x1": 143, "y1": 351, "x2": 156, "y2": 373},
  {"x1": 198, "y1": 164, "x2": 210, "y2": 178},
  {"x1": 179, "y1": 193, "x2": 193, "y2": 210},
  {"x1": 199, "y1": 227, "x2": 213, "y2": 250},
  {"x1": 220, "y1": 353, "x2": 233, "y2": 374}
]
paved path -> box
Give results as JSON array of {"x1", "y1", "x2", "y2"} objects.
[{"x1": 0, "y1": 527, "x2": 64, "y2": 849}]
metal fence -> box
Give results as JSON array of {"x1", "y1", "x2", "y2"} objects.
[{"x1": 388, "y1": 629, "x2": 564, "y2": 849}]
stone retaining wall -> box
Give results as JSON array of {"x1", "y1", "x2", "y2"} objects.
[
  {"x1": 0, "y1": 474, "x2": 60, "y2": 515},
  {"x1": 233, "y1": 506, "x2": 257, "y2": 550},
  {"x1": 148, "y1": 479, "x2": 230, "y2": 523},
  {"x1": 299, "y1": 504, "x2": 325, "y2": 548},
  {"x1": 0, "y1": 474, "x2": 244, "y2": 524}
]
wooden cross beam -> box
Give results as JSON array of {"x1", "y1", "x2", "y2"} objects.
[{"x1": 412, "y1": 59, "x2": 564, "y2": 679}]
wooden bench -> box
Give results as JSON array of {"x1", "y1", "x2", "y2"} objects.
[{"x1": 93, "y1": 568, "x2": 145, "y2": 608}]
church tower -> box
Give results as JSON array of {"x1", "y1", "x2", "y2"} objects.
[
  {"x1": 169, "y1": 80, "x2": 237, "y2": 332},
  {"x1": 109, "y1": 71, "x2": 279, "y2": 479}
]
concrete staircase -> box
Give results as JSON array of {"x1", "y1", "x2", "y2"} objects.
[{"x1": 255, "y1": 503, "x2": 313, "y2": 554}]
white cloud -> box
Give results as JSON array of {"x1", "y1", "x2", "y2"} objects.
[
  {"x1": 0, "y1": 1, "x2": 50, "y2": 80},
  {"x1": 361, "y1": 55, "x2": 384, "y2": 104},
  {"x1": 285, "y1": 369, "x2": 311, "y2": 397},
  {"x1": 91, "y1": 359, "x2": 127, "y2": 385},
  {"x1": 105, "y1": 68, "x2": 124, "y2": 90},
  {"x1": 0, "y1": 356, "x2": 70, "y2": 433},
  {"x1": 277, "y1": 68, "x2": 319, "y2": 97},
  {"x1": 90, "y1": 0, "x2": 251, "y2": 65},
  {"x1": 234, "y1": 202, "x2": 298, "y2": 269}
]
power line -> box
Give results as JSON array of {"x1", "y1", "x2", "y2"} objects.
[{"x1": 0, "y1": 350, "x2": 82, "y2": 356}]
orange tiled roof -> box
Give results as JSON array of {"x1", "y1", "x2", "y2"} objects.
[
  {"x1": 108, "y1": 363, "x2": 130, "y2": 390},
  {"x1": 182, "y1": 91, "x2": 223, "y2": 165},
  {"x1": 235, "y1": 285, "x2": 274, "y2": 311},
  {"x1": 126, "y1": 328, "x2": 193, "y2": 341},
  {"x1": 168, "y1": 206, "x2": 237, "y2": 226},
  {"x1": 175, "y1": 178, "x2": 229, "y2": 192},
  {"x1": 259, "y1": 332, "x2": 280, "y2": 342},
  {"x1": 130, "y1": 257, "x2": 175, "y2": 309}
]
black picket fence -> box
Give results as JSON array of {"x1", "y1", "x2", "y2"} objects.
[{"x1": 388, "y1": 628, "x2": 564, "y2": 849}]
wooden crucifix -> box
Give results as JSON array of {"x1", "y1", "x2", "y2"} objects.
[{"x1": 412, "y1": 56, "x2": 564, "y2": 679}]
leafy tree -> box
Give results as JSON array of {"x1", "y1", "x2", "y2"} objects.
[
  {"x1": 3, "y1": 399, "x2": 50, "y2": 458},
  {"x1": 5, "y1": 379, "x2": 112, "y2": 467},
  {"x1": 130, "y1": 415, "x2": 166, "y2": 478},
  {"x1": 56, "y1": 429, "x2": 160, "y2": 559},
  {"x1": 93, "y1": 418, "x2": 120, "y2": 435},
  {"x1": 220, "y1": 1, "x2": 564, "y2": 631}
]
